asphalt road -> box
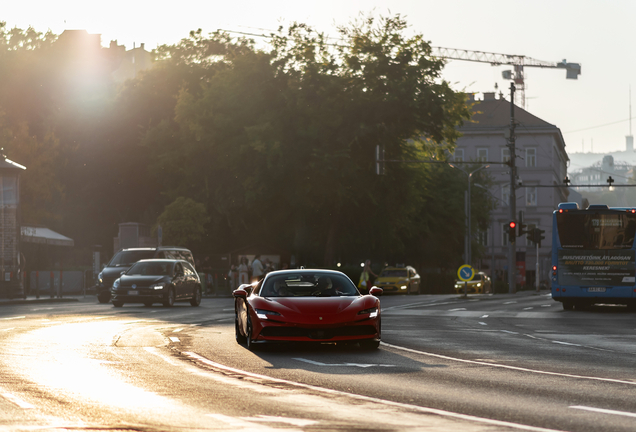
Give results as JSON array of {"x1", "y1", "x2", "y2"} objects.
[{"x1": 0, "y1": 292, "x2": 635, "y2": 431}]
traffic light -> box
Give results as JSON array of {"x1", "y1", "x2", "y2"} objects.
[
  {"x1": 518, "y1": 211, "x2": 527, "y2": 238},
  {"x1": 527, "y1": 227, "x2": 546, "y2": 247},
  {"x1": 508, "y1": 221, "x2": 517, "y2": 243},
  {"x1": 536, "y1": 228, "x2": 545, "y2": 248}
]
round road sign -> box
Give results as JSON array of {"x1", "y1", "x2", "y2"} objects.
[{"x1": 457, "y1": 264, "x2": 475, "y2": 282}]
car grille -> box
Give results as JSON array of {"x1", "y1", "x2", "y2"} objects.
[{"x1": 260, "y1": 325, "x2": 377, "y2": 339}]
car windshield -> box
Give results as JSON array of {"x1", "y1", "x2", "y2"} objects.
[
  {"x1": 380, "y1": 269, "x2": 407, "y2": 278},
  {"x1": 126, "y1": 261, "x2": 173, "y2": 276},
  {"x1": 108, "y1": 250, "x2": 156, "y2": 267},
  {"x1": 260, "y1": 273, "x2": 358, "y2": 297}
]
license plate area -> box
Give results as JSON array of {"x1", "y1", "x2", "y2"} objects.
[
  {"x1": 128, "y1": 290, "x2": 139, "y2": 295},
  {"x1": 587, "y1": 287, "x2": 606, "y2": 293}
]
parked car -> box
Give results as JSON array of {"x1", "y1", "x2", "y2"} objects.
[
  {"x1": 110, "y1": 259, "x2": 202, "y2": 307},
  {"x1": 96, "y1": 246, "x2": 195, "y2": 303},
  {"x1": 233, "y1": 269, "x2": 382, "y2": 350},
  {"x1": 454, "y1": 272, "x2": 491, "y2": 294},
  {"x1": 373, "y1": 265, "x2": 421, "y2": 294}
]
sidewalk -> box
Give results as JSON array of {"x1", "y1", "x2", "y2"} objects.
[{"x1": 0, "y1": 294, "x2": 84, "y2": 306}]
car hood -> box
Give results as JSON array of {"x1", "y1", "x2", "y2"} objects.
[
  {"x1": 101, "y1": 266, "x2": 131, "y2": 279},
  {"x1": 376, "y1": 276, "x2": 406, "y2": 283},
  {"x1": 250, "y1": 296, "x2": 379, "y2": 324},
  {"x1": 119, "y1": 275, "x2": 170, "y2": 287}
]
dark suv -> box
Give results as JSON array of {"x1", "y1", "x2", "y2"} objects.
[{"x1": 96, "y1": 247, "x2": 195, "y2": 303}]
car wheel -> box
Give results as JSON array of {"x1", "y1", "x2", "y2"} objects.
[
  {"x1": 245, "y1": 314, "x2": 256, "y2": 351},
  {"x1": 235, "y1": 315, "x2": 247, "y2": 344},
  {"x1": 163, "y1": 288, "x2": 175, "y2": 307},
  {"x1": 97, "y1": 292, "x2": 111, "y2": 304},
  {"x1": 359, "y1": 339, "x2": 380, "y2": 350},
  {"x1": 112, "y1": 301, "x2": 124, "y2": 308},
  {"x1": 190, "y1": 286, "x2": 202, "y2": 307}
]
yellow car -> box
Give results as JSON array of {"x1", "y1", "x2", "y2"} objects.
[
  {"x1": 373, "y1": 266, "x2": 421, "y2": 294},
  {"x1": 454, "y1": 272, "x2": 491, "y2": 294}
]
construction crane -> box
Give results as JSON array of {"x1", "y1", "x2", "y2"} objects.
[{"x1": 431, "y1": 47, "x2": 581, "y2": 108}]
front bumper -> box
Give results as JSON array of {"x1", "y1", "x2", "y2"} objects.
[
  {"x1": 253, "y1": 318, "x2": 381, "y2": 343},
  {"x1": 111, "y1": 288, "x2": 166, "y2": 303}
]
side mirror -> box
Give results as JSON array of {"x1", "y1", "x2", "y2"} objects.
[
  {"x1": 233, "y1": 288, "x2": 248, "y2": 299},
  {"x1": 120, "y1": 271, "x2": 125, "y2": 275},
  {"x1": 369, "y1": 287, "x2": 383, "y2": 297}
]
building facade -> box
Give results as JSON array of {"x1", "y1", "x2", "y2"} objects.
[{"x1": 455, "y1": 92, "x2": 569, "y2": 288}]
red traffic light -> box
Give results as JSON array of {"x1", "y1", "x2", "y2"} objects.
[{"x1": 509, "y1": 221, "x2": 517, "y2": 229}]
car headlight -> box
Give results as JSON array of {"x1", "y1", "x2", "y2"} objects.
[
  {"x1": 254, "y1": 308, "x2": 282, "y2": 320},
  {"x1": 112, "y1": 279, "x2": 120, "y2": 289},
  {"x1": 400, "y1": 285, "x2": 407, "y2": 290},
  {"x1": 98, "y1": 272, "x2": 103, "y2": 284},
  {"x1": 477, "y1": 283, "x2": 482, "y2": 287},
  {"x1": 150, "y1": 283, "x2": 166, "y2": 290},
  {"x1": 358, "y1": 307, "x2": 378, "y2": 318}
]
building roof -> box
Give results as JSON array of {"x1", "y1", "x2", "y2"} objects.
[
  {"x1": 21, "y1": 226, "x2": 74, "y2": 247},
  {"x1": 460, "y1": 93, "x2": 556, "y2": 131},
  {"x1": 0, "y1": 156, "x2": 26, "y2": 171}
]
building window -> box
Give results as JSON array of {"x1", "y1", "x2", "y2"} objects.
[
  {"x1": 502, "y1": 148, "x2": 510, "y2": 164},
  {"x1": 526, "y1": 186, "x2": 537, "y2": 206},
  {"x1": 502, "y1": 223, "x2": 509, "y2": 246},
  {"x1": 454, "y1": 149, "x2": 464, "y2": 162},
  {"x1": 478, "y1": 229, "x2": 489, "y2": 247},
  {"x1": 526, "y1": 148, "x2": 536, "y2": 167},
  {"x1": 477, "y1": 148, "x2": 488, "y2": 162},
  {"x1": 502, "y1": 184, "x2": 510, "y2": 207}
]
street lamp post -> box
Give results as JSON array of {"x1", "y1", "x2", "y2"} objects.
[{"x1": 450, "y1": 164, "x2": 490, "y2": 268}]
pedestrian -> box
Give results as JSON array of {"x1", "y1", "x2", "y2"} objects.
[
  {"x1": 358, "y1": 260, "x2": 378, "y2": 292},
  {"x1": 228, "y1": 264, "x2": 238, "y2": 290},
  {"x1": 251, "y1": 254, "x2": 264, "y2": 283},
  {"x1": 238, "y1": 257, "x2": 249, "y2": 285}
]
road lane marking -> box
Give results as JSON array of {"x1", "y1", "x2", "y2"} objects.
[
  {"x1": 523, "y1": 307, "x2": 533, "y2": 310},
  {"x1": 1, "y1": 328, "x2": 15, "y2": 332},
  {"x1": 185, "y1": 352, "x2": 564, "y2": 432},
  {"x1": 242, "y1": 416, "x2": 318, "y2": 427},
  {"x1": 1, "y1": 393, "x2": 35, "y2": 409},
  {"x1": 480, "y1": 314, "x2": 489, "y2": 318},
  {"x1": 541, "y1": 305, "x2": 552, "y2": 307},
  {"x1": 382, "y1": 342, "x2": 636, "y2": 386},
  {"x1": 552, "y1": 341, "x2": 581, "y2": 347},
  {"x1": 382, "y1": 301, "x2": 457, "y2": 311},
  {"x1": 206, "y1": 414, "x2": 284, "y2": 431},
  {"x1": 169, "y1": 337, "x2": 180, "y2": 343},
  {"x1": 501, "y1": 330, "x2": 519, "y2": 334},
  {"x1": 144, "y1": 347, "x2": 180, "y2": 366},
  {"x1": 503, "y1": 301, "x2": 517, "y2": 304},
  {"x1": 478, "y1": 322, "x2": 488, "y2": 326},
  {"x1": 0, "y1": 316, "x2": 25, "y2": 321},
  {"x1": 448, "y1": 308, "x2": 467, "y2": 311},
  {"x1": 570, "y1": 406, "x2": 636, "y2": 418},
  {"x1": 294, "y1": 358, "x2": 395, "y2": 368},
  {"x1": 524, "y1": 334, "x2": 538, "y2": 339},
  {"x1": 172, "y1": 328, "x2": 183, "y2": 333}
]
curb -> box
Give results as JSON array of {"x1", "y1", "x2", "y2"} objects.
[{"x1": 0, "y1": 297, "x2": 81, "y2": 306}]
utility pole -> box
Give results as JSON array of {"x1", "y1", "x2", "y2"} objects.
[{"x1": 508, "y1": 82, "x2": 517, "y2": 294}]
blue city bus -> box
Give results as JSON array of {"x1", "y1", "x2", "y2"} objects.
[{"x1": 552, "y1": 202, "x2": 636, "y2": 310}]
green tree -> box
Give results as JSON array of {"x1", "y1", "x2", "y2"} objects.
[
  {"x1": 144, "y1": 14, "x2": 473, "y2": 266},
  {"x1": 156, "y1": 197, "x2": 210, "y2": 247}
]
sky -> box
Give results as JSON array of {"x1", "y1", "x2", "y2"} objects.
[{"x1": 2, "y1": 0, "x2": 635, "y2": 157}]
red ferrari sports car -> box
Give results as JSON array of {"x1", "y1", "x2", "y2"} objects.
[{"x1": 233, "y1": 269, "x2": 382, "y2": 350}]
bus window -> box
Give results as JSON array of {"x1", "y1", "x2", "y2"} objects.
[{"x1": 556, "y1": 212, "x2": 636, "y2": 250}]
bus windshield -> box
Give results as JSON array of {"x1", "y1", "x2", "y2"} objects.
[{"x1": 556, "y1": 212, "x2": 636, "y2": 250}]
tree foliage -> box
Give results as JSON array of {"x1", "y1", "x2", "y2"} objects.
[
  {"x1": 156, "y1": 197, "x2": 210, "y2": 247},
  {"x1": 0, "y1": 15, "x2": 493, "y2": 272}
]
